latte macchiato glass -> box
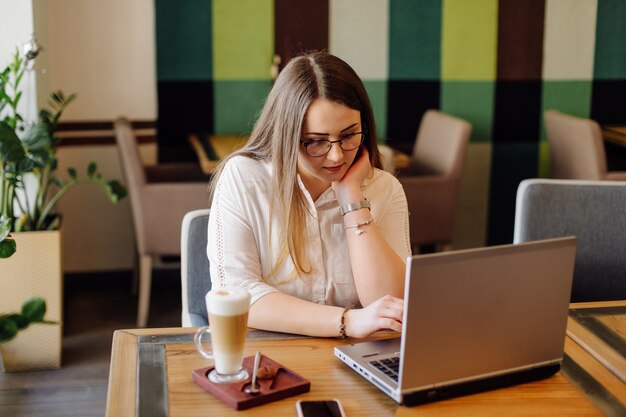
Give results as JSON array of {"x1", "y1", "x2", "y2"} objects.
[{"x1": 193, "y1": 287, "x2": 250, "y2": 383}]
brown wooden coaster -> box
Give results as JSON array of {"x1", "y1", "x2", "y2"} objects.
[{"x1": 191, "y1": 354, "x2": 311, "y2": 410}]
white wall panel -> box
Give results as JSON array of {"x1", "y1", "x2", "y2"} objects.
[
  {"x1": 330, "y1": 0, "x2": 389, "y2": 80},
  {"x1": 37, "y1": 0, "x2": 157, "y2": 119},
  {"x1": 0, "y1": 0, "x2": 38, "y2": 122},
  {"x1": 543, "y1": 0, "x2": 598, "y2": 80}
]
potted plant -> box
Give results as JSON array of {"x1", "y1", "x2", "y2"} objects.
[
  {"x1": 0, "y1": 42, "x2": 127, "y2": 258},
  {"x1": 0, "y1": 40, "x2": 126, "y2": 371}
]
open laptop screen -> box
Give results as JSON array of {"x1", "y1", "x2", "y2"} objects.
[{"x1": 398, "y1": 237, "x2": 576, "y2": 391}]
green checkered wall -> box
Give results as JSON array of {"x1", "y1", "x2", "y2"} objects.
[{"x1": 155, "y1": 0, "x2": 626, "y2": 246}]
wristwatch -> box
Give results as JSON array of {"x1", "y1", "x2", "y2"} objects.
[{"x1": 340, "y1": 199, "x2": 371, "y2": 216}]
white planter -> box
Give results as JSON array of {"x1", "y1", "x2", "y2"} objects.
[{"x1": 0, "y1": 230, "x2": 63, "y2": 372}]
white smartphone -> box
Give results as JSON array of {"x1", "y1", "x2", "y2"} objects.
[{"x1": 295, "y1": 399, "x2": 347, "y2": 417}]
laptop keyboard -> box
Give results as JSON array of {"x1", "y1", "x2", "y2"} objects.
[{"x1": 369, "y1": 357, "x2": 400, "y2": 382}]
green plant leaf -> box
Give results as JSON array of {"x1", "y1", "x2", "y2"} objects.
[
  {"x1": 13, "y1": 90, "x2": 22, "y2": 108},
  {"x1": 0, "y1": 316, "x2": 19, "y2": 343},
  {"x1": 50, "y1": 91, "x2": 62, "y2": 104},
  {"x1": 21, "y1": 298, "x2": 46, "y2": 323},
  {"x1": 0, "y1": 121, "x2": 27, "y2": 163},
  {"x1": 87, "y1": 162, "x2": 97, "y2": 178},
  {"x1": 22, "y1": 123, "x2": 51, "y2": 151},
  {"x1": 67, "y1": 167, "x2": 77, "y2": 180},
  {"x1": 65, "y1": 93, "x2": 77, "y2": 105},
  {"x1": 15, "y1": 68, "x2": 24, "y2": 86},
  {"x1": 0, "y1": 237, "x2": 16, "y2": 258},
  {"x1": 5, "y1": 314, "x2": 28, "y2": 330},
  {"x1": 13, "y1": 215, "x2": 25, "y2": 232},
  {"x1": 0, "y1": 216, "x2": 14, "y2": 258},
  {"x1": 46, "y1": 216, "x2": 60, "y2": 230},
  {"x1": 48, "y1": 177, "x2": 64, "y2": 188},
  {"x1": 17, "y1": 157, "x2": 36, "y2": 173},
  {"x1": 0, "y1": 215, "x2": 10, "y2": 241},
  {"x1": 105, "y1": 180, "x2": 128, "y2": 203},
  {"x1": 39, "y1": 108, "x2": 53, "y2": 129}
]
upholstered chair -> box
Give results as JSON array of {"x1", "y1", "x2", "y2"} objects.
[
  {"x1": 397, "y1": 110, "x2": 472, "y2": 252},
  {"x1": 514, "y1": 179, "x2": 626, "y2": 301},
  {"x1": 544, "y1": 110, "x2": 626, "y2": 180},
  {"x1": 181, "y1": 209, "x2": 211, "y2": 327},
  {"x1": 115, "y1": 118, "x2": 210, "y2": 327}
]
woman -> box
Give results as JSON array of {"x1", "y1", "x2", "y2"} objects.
[{"x1": 208, "y1": 51, "x2": 410, "y2": 338}]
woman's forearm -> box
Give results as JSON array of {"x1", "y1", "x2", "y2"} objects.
[
  {"x1": 248, "y1": 292, "x2": 345, "y2": 337},
  {"x1": 344, "y1": 212, "x2": 406, "y2": 305},
  {"x1": 338, "y1": 189, "x2": 405, "y2": 305}
]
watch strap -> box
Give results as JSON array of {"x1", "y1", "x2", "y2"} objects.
[{"x1": 340, "y1": 199, "x2": 371, "y2": 216}]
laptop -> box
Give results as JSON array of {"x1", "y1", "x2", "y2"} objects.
[{"x1": 334, "y1": 237, "x2": 576, "y2": 405}]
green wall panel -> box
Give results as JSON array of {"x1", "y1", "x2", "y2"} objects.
[
  {"x1": 363, "y1": 80, "x2": 387, "y2": 141},
  {"x1": 213, "y1": 80, "x2": 272, "y2": 135},
  {"x1": 389, "y1": 0, "x2": 441, "y2": 80},
  {"x1": 441, "y1": 0, "x2": 498, "y2": 80},
  {"x1": 538, "y1": 141, "x2": 550, "y2": 179},
  {"x1": 540, "y1": 81, "x2": 592, "y2": 140},
  {"x1": 212, "y1": 0, "x2": 273, "y2": 80},
  {"x1": 594, "y1": 0, "x2": 626, "y2": 79},
  {"x1": 155, "y1": 0, "x2": 212, "y2": 80},
  {"x1": 152, "y1": 0, "x2": 626, "y2": 249},
  {"x1": 440, "y1": 81, "x2": 494, "y2": 143}
]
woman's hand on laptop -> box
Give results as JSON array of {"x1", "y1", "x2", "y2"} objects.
[{"x1": 344, "y1": 295, "x2": 403, "y2": 338}]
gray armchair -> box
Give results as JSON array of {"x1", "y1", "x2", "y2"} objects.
[
  {"x1": 181, "y1": 209, "x2": 211, "y2": 327},
  {"x1": 114, "y1": 118, "x2": 210, "y2": 327},
  {"x1": 514, "y1": 179, "x2": 626, "y2": 301},
  {"x1": 397, "y1": 110, "x2": 472, "y2": 252}
]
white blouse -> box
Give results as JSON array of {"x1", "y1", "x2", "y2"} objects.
[{"x1": 207, "y1": 155, "x2": 411, "y2": 308}]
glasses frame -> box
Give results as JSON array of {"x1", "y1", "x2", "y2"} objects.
[{"x1": 300, "y1": 131, "x2": 366, "y2": 157}]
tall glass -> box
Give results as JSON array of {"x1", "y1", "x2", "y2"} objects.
[{"x1": 194, "y1": 287, "x2": 250, "y2": 383}]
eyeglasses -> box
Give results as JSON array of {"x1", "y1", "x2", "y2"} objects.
[{"x1": 300, "y1": 132, "x2": 365, "y2": 157}]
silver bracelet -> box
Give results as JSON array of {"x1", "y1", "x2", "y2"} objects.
[
  {"x1": 340, "y1": 199, "x2": 370, "y2": 216},
  {"x1": 344, "y1": 217, "x2": 374, "y2": 235}
]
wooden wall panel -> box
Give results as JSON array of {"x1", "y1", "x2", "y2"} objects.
[
  {"x1": 275, "y1": 0, "x2": 328, "y2": 69},
  {"x1": 497, "y1": 0, "x2": 545, "y2": 80}
]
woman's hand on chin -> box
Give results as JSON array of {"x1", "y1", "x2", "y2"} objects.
[{"x1": 332, "y1": 147, "x2": 371, "y2": 201}]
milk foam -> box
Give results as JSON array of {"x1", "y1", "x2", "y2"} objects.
[{"x1": 206, "y1": 287, "x2": 250, "y2": 316}]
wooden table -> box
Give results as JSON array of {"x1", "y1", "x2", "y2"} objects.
[
  {"x1": 603, "y1": 126, "x2": 626, "y2": 148},
  {"x1": 106, "y1": 307, "x2": 626, "y2": 417},
  {"x1": 188, "y1": 134, "x2": 248, "y2": 174}
]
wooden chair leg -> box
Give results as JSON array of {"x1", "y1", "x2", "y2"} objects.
[
  {"x1": 131, "y1": 252, "x2": 139, "y2": 296},
  {"x1": 137, "y1": 255, "x2": 153, "y2": 328}
]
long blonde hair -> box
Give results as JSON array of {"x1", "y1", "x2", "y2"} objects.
[{"x1": 209, "y1": 51, "x2": 383, "y2": 279}]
